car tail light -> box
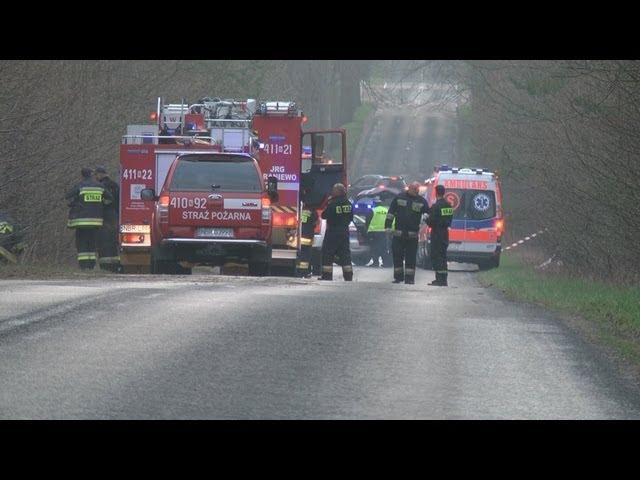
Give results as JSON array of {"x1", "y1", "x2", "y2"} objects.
[
  {"x1": 262, "y1": 196, "x2": 271, "y2": 223},
  {"x1": 495, "y1": 219, "x2": 504, "y2": 234},
  {"x1": 158, "y1": 194, "x2": 170, "y2": 224}
]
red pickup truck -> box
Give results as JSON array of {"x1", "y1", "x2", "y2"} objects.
[{"x1": 140, "y1": 152, "x2": 276, "y2": 275}]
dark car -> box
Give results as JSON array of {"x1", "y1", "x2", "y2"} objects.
[{"x1": 347, "y1": 175, "x2": 407, "y2": 200}]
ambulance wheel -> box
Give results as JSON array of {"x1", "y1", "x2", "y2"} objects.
[{"x1": 477, "y1": 255, "x2": 500, "y2": 271}]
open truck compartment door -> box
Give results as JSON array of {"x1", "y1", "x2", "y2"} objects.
[{"x1": 300, "y1": 129, "x2": 347, "y2": 209}]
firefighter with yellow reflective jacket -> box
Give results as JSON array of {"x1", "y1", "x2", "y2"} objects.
[
  {"x1": 296, "y1": 201, "x2": 318, "y2": 278},
  {"x1": 0, "y1": 211, "x2": 26, "y2": 264},
  {"x1": 65, "y1": 167, "x2": 113, "y2": 270}
]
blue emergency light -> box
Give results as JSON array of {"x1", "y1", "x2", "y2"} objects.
[{"x1": 303, "y1": 146, "x2": 312, "y2": 154}]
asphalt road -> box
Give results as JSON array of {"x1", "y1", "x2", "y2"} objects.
[{"x1": 1, "y1": 267, "x2": 639, "y2": 419}]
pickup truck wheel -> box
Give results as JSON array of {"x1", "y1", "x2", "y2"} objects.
[{"x1": 248, "y1": 261, "x2": 270, "y2": 277}]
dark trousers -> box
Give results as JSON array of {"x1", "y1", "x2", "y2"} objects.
[
  {"x1": 321, "y1": 231, "x2": 353, "y2": 281},
  {"x1": 75, "y1": 228, "x2": 98, "y2": 270},
  {"x1": 391, "y1": 231, "x2": 418, "y2": 283},
  {"x1": 430, "y1": 235, "x2": 449, "y2": 283},
  {"x1": 296, "y1": 238, "x2": 313, "y2": 276},
  {"x1": 97, "y1": 216, "x2": 119, "y2": 271},
  {"x1": 368, "y1": 231, "x2": 391, "y2": 267}
]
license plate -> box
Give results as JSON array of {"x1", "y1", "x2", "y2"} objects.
[{"x1": 196, "y1": 227, "x2": 234, "y2": 238}]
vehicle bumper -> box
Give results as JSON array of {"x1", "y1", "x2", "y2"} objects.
[{"x1": 161, "y1": 238, "x2": 270, "y2": 264}]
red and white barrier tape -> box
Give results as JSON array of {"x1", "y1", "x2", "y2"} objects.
[{"x1": 503, "y1": 229, "x2": 547, "y2": 251}]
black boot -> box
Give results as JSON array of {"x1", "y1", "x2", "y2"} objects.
[
  {"x1": 342, "y1": 265, "x2": 353, "y2": 281},
  {"x1": 393, "y1": 267, "x2": 404, "y2": 283},
  {"x1": 404, "y1": 269, "x2": 415, "y2": 284}
]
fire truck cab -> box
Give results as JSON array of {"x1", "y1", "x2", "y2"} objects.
[{"x1": 417, "y1": 166, "x2": 504, "y2": 271}]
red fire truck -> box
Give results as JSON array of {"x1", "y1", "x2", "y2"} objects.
[{"x1": 118, "y1": 97, "x2": 347, "y2": 274}]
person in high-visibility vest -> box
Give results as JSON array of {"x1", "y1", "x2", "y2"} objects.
[
  {"x1": 296, "y1": 201, "x2": 318, "y2": 278},
  {"x1": 65, "y1": 167, "x2": 113, "y2": 271},
  {"x1": 365, "y1": 198, "x2": 392, "y2": 268}
]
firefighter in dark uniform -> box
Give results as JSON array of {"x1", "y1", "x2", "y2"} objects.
[
  {"x1": 385, "y1": 181, "x2": 429, "y2": 284},
  {"x1": 65, "y1": 167, "x2": 113, "y2": 270},
  {"x1": 320, "y1": 183, "x2": 353, "y2": 281},
  {"x1": 0, "y1": 211, "x2": 26, "y2": 264},
  {"x1": 296, "y1": 200, "x2": 318, "y2": 278},
  {"x1": 427, "y1": 184, "x2": 453, "y2": 286},
  {"x1": 94, "y1": 166, "x2": 120, "y2": 272}
]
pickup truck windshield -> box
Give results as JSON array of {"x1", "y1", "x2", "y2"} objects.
[{"x1": 169, "y1": 156, "x2": 262, "y2": 192}]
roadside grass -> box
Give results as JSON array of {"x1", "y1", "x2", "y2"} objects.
[{"x1": 478, "y1": 254, "x2": 640, "y2": 364}]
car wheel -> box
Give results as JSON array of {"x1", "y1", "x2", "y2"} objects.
[{"x1": 351, "y1": 255, "x2": 370, "y2": 266}]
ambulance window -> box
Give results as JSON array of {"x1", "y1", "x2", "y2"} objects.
[
  {"x1": 465, "y1": 190, "x2": 496, "y2": 220},
  {"x1": 170, "y1": 155, "x2": 262, "y2": 192}
]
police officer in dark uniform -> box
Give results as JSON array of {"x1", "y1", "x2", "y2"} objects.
[
  {"x1": 0, "y1": 211, "x2": 25, "y2": 264},
  {"x1": 296, "y1": 200, "x2": 318, "y2": 278},
  {"x1": 320, "y1": 183, "x2": 353, "y2": 281},
  {"x1": 385, "y1": 181, "x2": 429, "y2": 284},
  {"x1": 65, "y1": 167, "x2": 113, "y2": 270},
  {"x1": 94, "y1": 166, "x2": 120, "y2": 272},
  {"x1": 427, "y1": 184, "x2": 453, "y2": 286}
]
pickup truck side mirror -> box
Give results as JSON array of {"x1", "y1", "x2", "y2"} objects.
[
  {"x1": 266, "y1": 176, "x2": 279, "y2": 203},
  {"x1": 140, "y1": 188, "x2": 157, "y2": 201}
]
